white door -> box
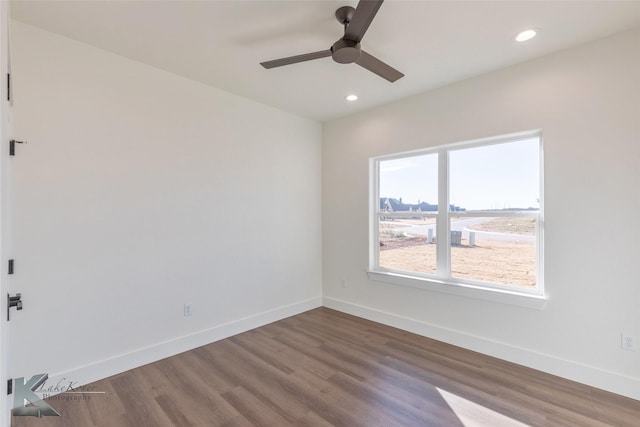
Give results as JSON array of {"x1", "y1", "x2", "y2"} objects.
[
  {"x1": 2, "y1": 7, "x2": 69, "y2": 423},
  {"x1": 1, "y1": 2, "x2": 13, "y2": 425}
]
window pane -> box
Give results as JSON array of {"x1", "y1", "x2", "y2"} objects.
[
  {"x1": 449, "y1": 138, "x2": 539, "y2": 287},
  {"x1": 449, "y1": 138, "x2": 540, "y2": 212},
  {"x1": 449, "y1": 216, "x2": 537, "y2": 287},
  {"x1": 378, "y1": 154, "x2": 438, "y2": 274}
]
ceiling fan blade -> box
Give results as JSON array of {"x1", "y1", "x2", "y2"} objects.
[
  {"x1": 260, "y1": 50, "x2": 332, "y2": 69},
  {"x1": 344, "y1": 0, "x2": 384, "y2": 43},
  {"x1": 356, "y1": 50, "x2": 404, "y2": 82}
]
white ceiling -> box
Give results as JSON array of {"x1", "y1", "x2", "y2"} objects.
[{"x1": 10, "y1": 0, "x2": 640, "y2": 122}]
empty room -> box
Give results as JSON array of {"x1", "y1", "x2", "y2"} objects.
[{"x1": 1, "y1": 0, "x2": 639, "y2": 426}]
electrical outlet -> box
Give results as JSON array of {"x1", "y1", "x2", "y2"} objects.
[
  {"x1": 621, "y1": 334, "x2": 636, "y2": 351},
  {"x1": 184, "y1": 303, "x2": 193, "y2": 317}
]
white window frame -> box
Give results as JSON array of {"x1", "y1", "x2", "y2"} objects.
[{"x1": 368, "y1": 130, "x2": 546, "y2": 309}]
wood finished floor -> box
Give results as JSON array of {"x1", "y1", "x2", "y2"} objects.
[{"x1": 12, "y1": 307, "x2": 640, "y2": 426}]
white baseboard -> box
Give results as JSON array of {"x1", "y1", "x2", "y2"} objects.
[
  {"x1": 47, "y1": 296, "x2": 323, "y2": 390},
  {"x1": 323, "y1": 296, "x2": 640, "y2": 401}
]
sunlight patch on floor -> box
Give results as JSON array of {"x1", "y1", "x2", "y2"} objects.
[{"x1": 437, "y1": 388, "x2": 529, "y2": 427}]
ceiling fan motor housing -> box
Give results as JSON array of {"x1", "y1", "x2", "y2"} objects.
[{"x1": 331, "y1": 39, "x2": 361, "y2": 64}]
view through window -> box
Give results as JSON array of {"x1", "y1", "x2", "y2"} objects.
[{"x1": 374, "y1": 134, "x2": 542, "y2": 293}]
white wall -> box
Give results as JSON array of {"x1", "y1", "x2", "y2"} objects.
[
  {"x1": 7, "y1": 21, "x2": 322, "y2": 385},
  {"x1": 323, "y1": 28, "x2": 640, "y2": 399}
]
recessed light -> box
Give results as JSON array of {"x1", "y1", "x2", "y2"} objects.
[
  {"x1": 515, "y1": 29, "x2": 537, "y2": 42},
  {"x1": 345, "y1": 94, "x2": 358, "y2": 102}
]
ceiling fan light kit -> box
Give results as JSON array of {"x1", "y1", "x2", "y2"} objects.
[{"x1": 260, "y1": 0, "x2": 404, "y2": 83}]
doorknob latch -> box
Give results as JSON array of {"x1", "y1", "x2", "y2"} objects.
[
  {"x1": 7, "y1": 293, "x2": 22, "y2": 321},
  {"x1": 9, "y1": 139, "x2": 27, "y2": 156}
]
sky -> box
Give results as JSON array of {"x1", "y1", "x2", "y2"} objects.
[{"x1": 379, "y1": 137, "x2": 540, "y2": 211}]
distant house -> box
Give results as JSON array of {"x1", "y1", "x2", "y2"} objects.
[{"x1": 380, "y1": 198, "x2": 464, "y2": 213}]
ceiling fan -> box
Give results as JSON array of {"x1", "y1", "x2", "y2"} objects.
[{"x1": 260, "y1": 0, "x2": 404, "y2": 83}]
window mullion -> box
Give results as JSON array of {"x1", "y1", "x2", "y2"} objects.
[
  {"x1": 371, "y1": 159, "x2": 380, "y2": 270},
  {"x1": 436, "y1": 149, "x2": 450, "y2": 277}
]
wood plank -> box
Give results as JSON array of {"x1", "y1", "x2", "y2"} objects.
[{"x1": 221, "y1": 386, "x2": 294, "y2": 427}]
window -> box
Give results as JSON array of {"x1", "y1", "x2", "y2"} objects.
[{"x1": 371, "y1": 131, "x2": 543, "y2": 298}]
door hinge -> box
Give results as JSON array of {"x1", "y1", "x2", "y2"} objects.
[
  {"x1": 7, "y1": 379, "x2": 12, "y2": 395},
  {"x1": 7, "y1": 73, "x2": 10, "y2": 101},
  {"x1": 9, "y1": 139, "x2": 26, "y2": 156},
  {"x1": 8, "y1": 259, "x2": 14, "y2": 275}
]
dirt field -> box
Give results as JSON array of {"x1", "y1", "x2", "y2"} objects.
[
  {"x1": 379, "y1": 218, "x2": 536, "y2": 287},
  {"x1": 467, "y1": 217, "x2": 536, "y2": 235}
]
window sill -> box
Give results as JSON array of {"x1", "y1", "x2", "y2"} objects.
[{"x1": 366, "y1": 270, "x2": 548, "y2": 310}]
